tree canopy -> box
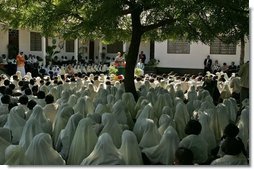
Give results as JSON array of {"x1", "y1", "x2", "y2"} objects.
[{"x1": 0, "y1": 0, "x2": 249, "y2": 99}]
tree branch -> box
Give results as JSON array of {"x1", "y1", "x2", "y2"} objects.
[{"x1": 141, "y1": 17, "x2": 175, "y2": 33}]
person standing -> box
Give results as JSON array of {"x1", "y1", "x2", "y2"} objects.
[
  {"x1": 139, "y1": 51, "x2": 146, "y2": 64},
  {"x1": 16, "y1": 52, "x2": 26, "y2": 77},
  {"x1": 204, "y1": 55, "x2": 212, "y2": 75}
]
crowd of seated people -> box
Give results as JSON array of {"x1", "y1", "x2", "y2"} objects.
[{"x1": 0, "y1": 65, "x2": 249, "y2": 165}]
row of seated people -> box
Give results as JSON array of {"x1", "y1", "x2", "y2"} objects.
[{"x1": 0, "y1": 70, "x2": 249, "y2": 165}]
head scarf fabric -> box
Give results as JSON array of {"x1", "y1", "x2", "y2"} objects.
[
  {"x1": 100, "y1": 113, "x2": 123, "y2": 148},
  {"x1": 4, "y1": 106, "x2": 26, "y2": 144},
  {"x1": 4, "y1": 145, "x2": 29, "y2": 165},
  {"x1": 142, "y1": 126, "x2": 179, "y2": 165},
  {"x1": 67, "y1": 118, "x2": 98, "y2": 165},
  {"x1": 119, "y1": 130, "x2": 143, "y2": 165},
  {"x1": 25, "y1": 133, "x2": 65, "y2": 165},
  {"x1": 237, "y1": 107, "x2": 249, "y2": 150},
  {"x1": 56, "y1": 113, "x2": 83, "y2": 160},
  {"x1": 81, "y1": 133, "x2": 124, "y2": 165}
]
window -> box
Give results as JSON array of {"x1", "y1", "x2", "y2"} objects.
[
  {"x1": 167, "y1": 40, "x2": 190, "y2": 54},
  {"x1": 210, "y1": 38, "x2": 236, "y2": 54},
  {"x1": 66, "y1": 40, "x2": 74, "y2": 52},
  {"x1": 30, "y1": 32, "x2": 42, "y2": 51},
  {"x1": 107, "y1": 41, "x2": 123, "y2": 53}
]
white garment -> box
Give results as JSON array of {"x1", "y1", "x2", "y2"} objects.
[
  {"x1": 25, "y1": 133, "x2": 65, "y2": 165},
  {"x1": 237, "y1": 107, "x2": 249, "y2": 150},
  {"x1": 139, "y1": 119, "x2": 161, "y2": 149},
  {"x1": 67, "y1": 117, "x2": 98, "y2": 165},
  {"x1": 211, "y1": 154, "x2": 248, "y2": 165},
  {"x1": 121, "y1": 92, "x2": 137, "y2": 119},
  {"x1": 112, "y1": 99, "x2": 127, "y2": 125},
  {"x1": 56, "y1": 113, "x2": 83, "y2": 160},
  {"x1": 43, "y1": 103, "x2": 58, "y2": 126},
  {"x1": 179, "y1": 134, "x2": 208, "y2": 164},
  {"x1": 4, "y1": 106, "x2": 26, "y2": 144},
  {"x1": 81, "y1": 133, "x2": 124, "y2": 165},
  {"x1": 28, "y1": 105, "x2": 52, "y2": 134},
  {"x1": 142, "y1": 126, "x2": 179, "y2": 165},
  {"x1": 100, "y1": 113, "x2": 123, "y2": 148},
  {"x1": 0, "y1": 136, "x2": 10, "y2": 164},
  {"x1": 158, "y1": 114, "x2": 175, "y2": 135},
  {"x1": 119, "y1": 130, "x2": 143, "y2": 165},
  {"x1": 174, "y1": 101, "x2": 190, "y2": 139},
  {"x1": 4, "y1": 145, "x2": 29, "y2": 165}
]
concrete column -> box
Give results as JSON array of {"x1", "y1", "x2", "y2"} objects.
[
  {"x1": 42, "y1": 36, "x2": 46, "y2": 66},
  {"x1": 74, "y1": 38, "x2": 78, "y2": 63}
]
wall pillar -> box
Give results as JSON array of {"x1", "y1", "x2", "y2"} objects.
[
  {"x1": 74, "y1": 38, "x2": 78, "y2": 63},
  {"x1": 42, "y1": 36, "x2": 46, "y2": 66}
]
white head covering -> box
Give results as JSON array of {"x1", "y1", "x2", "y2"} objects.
[
  {"x1": 73, "y1": 97, "x2": 86, "y2": 116},
  {"x1": 25, "y1": 133, "x2": 65, "y2": 165},
  {"x1": 67, "y1": 94, "x2": 78, "y2": 108},
  {"x1": 100, "y1": 113, "x2": 123, "y2": 148},
  {"x1": 81, "y1": 133, "x2": 124, "y2": 165},
  {"x1": 0, "y1": 136, "x2": 10, "y2": 164},
  {"x1": 142, "y1": 126, "x2": 179, "y2": 165},
  {"x1": 139, "y1": 119, "x2": 161, "y2": 149},
  {"x1": 28, "y1": 105, "x2": 52, "y2": 134},
  {"x1": 52, "y1": 105, "x2": 74, "y2": 147},
  {"x1": 133, "y1": 104, "x2": 155, "y2": 142},
  {"x1": 67, "y1": 118, "x2": 98, "y2": 165},
  {"x1": 121, "y1": 92, "x2": 137, "y2": 119},
  {"x1": 237, "y1": 107, "x2": 249, "y2": 150},
  {"x1": 0, "y1": 128, "x2": 12, "y2": 143},
  {"x1": 223, "y1": 98, "x2": 238, "y2": 123},
  {"x1": 56, "y1": 113, "x2": 83, "y2": 160},
  {"x1": 198, "y1": 112, "x2": 217, "y2": 152},
  {"x1": 174, "y1": 101, "x2": 190, "y2": 139},
  {"x1": 4, "y1": 106, "x2": 26, "y2": 144},
  {"x1": 112, "y1": 100, "x2": 127, "y2": 125},
  {"x1": 119, "y1": 130, "x2": 143, "y2": 165},
  {"x1": 158, "y1": 114, "x2": 175, "y2": 135},
  {"x1": 4, "y1": 145, "x2": 29, "y2": 165},
  {"x1": 215, "y1": 103, "x2": 230, "y2": 139}
]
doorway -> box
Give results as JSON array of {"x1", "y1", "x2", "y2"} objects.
[{"x1": 8, "y1": 29, "x2": 19, "y2": 59}]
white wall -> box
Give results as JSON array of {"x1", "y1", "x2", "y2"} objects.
[
  {"x1": 155, "y1": 40, "x2": 250, "y2": 69},
  {"x1": 0, "y1": 26, "x2": 8, "y2": 56}
]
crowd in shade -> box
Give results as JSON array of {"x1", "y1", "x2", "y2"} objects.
[{"x1": 0, "y1": 64, "x2": 249, "y2": 165}]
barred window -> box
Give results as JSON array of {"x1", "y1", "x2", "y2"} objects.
[
  {"x1": 210, "y1": 38, "x2": 236, "y2": 54},
  {"x1": 167, "y1": 40, "x2": 190, "y2": 54},
  {"x1": 30, "y1": 32, "x2": 42, "y2": 51},
  {"x1": 66, "y1": 40, "x2": 74, "y2": 52},
  {"x1": 107, "y1": 41, "x2": 123, "y2": 53}
]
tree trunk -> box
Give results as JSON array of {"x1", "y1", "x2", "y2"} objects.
[
  {"x1": 124, "y1": 11, "x2": 142, "y2": 101},
  {"x1": 240, "y1": 36, "x2": 245, "y2": 65}
]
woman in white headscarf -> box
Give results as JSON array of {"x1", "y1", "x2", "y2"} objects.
[
  {"x1": 174, "y1": 101, "x2": 190, "y2": 139},
  {"x1": 56, "y1": 113, "x2": 83, "y2": 160},
  {"x1": 100, "y1": 113, "x2": 122, "y2": 148},
  {"x1": 112, "y1": 99, "x2": 133, "y2": 129},
  {"x1": 237, "y1": 106, "x2": 249, "y2": 151},
  {"x1": 139, "y1": 119, "x2": 161, "y2": 149},
  {"x1": 0, "y1": 131, "x2": 11, "y2": 165},
  {"x1": 121, "y1": 92, "x2": 137, "y2": 119},
  {"x1": 81, "y1": 133, "x2": 124, "y2": 165},
  {"x1": 4, "y1": 106, "x2": 26, "y2": 144},
  {"x1": 67, "y1": 94, "x2": 78, "y2": 108},
  {"x1": 28, "y1": 105, "x2": 52, "y2": 134},
  {"x1": 119, "y1": 130, "x2": 143, "y2": 165},
  {"x1": 142, "y1": 126, "x2": 179, "y2": 165},
  {"x1": 67, "y1": 118, "x2": 98, "y2": 165},
  {"x1": 4, "y1": 145, "x2": 29, "y2": 165},
  {"x1": 25, "y1": 133, "x2": 65, "y2": 165},
  {"x1": 133, "y1": 104, "x2": 156, "y2": 142},
  {"x1": 56, "y1": 89, "x2": 71, "y2": 109},
  {"x1": 158, "y1": 114, "x2": 175, "y2": 135},
  {"x1": 211, "y1": 103, "x2": 230, "y2": 142},
  {"x1": 186, "y1": 85, "x2": 197, "y2": 102},
  {"x1": 52, "y1": 105, "x2": 74, "y2": 147},
  {"x1": 223, "y1": 98, "x2": 238, "y2": 123},
  {"x1": 73, "y1": 97, "x2": 86, "y2": 116}
]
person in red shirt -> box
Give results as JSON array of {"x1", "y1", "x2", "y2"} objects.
[{"x1": 16, "y1": 52, "x2": 26, "y2": 77}]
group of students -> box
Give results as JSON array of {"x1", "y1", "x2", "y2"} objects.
[{"x1": 0, "y1": 66, "x2": 249, "y2": 165}]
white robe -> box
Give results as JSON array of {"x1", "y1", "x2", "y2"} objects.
[
  {"x1": 25, "y1": 133, "x2": 65, "y2": 165},
  {"x1": 119, "y1": 130, "x2": 143, "y2": 165},
  {"x1": 100, "y1": 113, "x2": 122, "y2": 148},
  {"x1": 237, "y1": 107, "x2": 249, "y2": 150},
  {"x1": 81, "y1": 133, "x2": 124, "y2": 165},
  {"x1": 142, "y1": 126, "x2": 179, "y2": 165},
  {"x1": 211, "y1": 154, "x2": 248, "y2": 165},
  {"x1": 4, "y1": 145, "x2": 29, "y2": 165}
]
